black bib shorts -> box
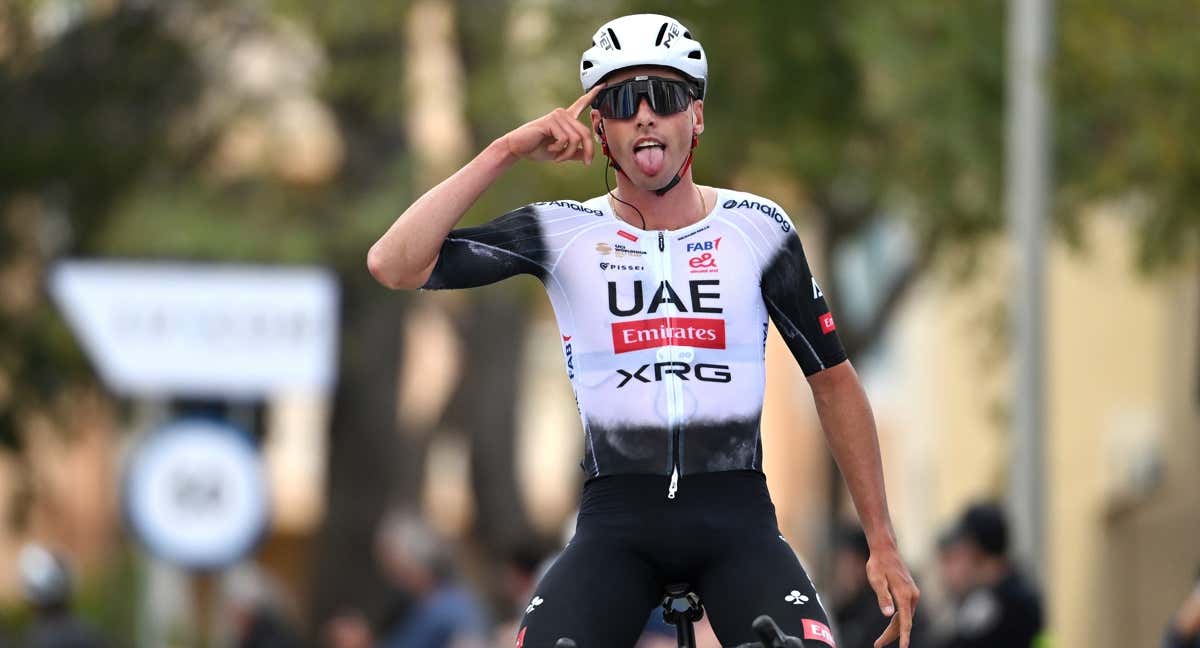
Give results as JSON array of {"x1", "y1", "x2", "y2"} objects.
[{"x1": 513, "y1": 470, "x2": 835, "y2": 648}]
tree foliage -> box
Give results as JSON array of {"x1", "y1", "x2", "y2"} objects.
[{"x1": 0, "y1": 0, "x2": 1197, "y2": 635}]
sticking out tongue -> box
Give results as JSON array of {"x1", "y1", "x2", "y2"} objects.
[{"x1": 633, "y1": 145, "x2": 665, "y2": 177}]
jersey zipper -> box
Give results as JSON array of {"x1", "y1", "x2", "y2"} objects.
[{"x1": 658, "y1": 230, "x2": 682, "y2": 500}]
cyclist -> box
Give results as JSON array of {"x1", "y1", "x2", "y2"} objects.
[{"x1": 368, "y1": 13, "x2": 919, "y2": 648}]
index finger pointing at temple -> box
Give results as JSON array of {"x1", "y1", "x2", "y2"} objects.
[{"x1": 571, "y1": 85, "x2": 604, "y2": 118}]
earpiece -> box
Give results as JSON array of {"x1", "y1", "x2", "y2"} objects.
[{"x1": 597, "y1": 122, "x2": 612, "y2": 157}]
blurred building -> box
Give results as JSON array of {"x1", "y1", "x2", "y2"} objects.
[
  {"x1": 1, "y1": 4, "x2": 1195, "y2": 648},
  {"x1": 870, "y1": 208, "x2": 1200, "y2": 648}
]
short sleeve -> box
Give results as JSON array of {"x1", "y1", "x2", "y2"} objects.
[
  {"x1": 759, "y1": 227, "x2": 847, "y2": 375},
  {"x1": 421, "y1": 205, "x2": 549, "y2": 290}
]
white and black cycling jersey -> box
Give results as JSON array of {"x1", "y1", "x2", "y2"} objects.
[{"x1": 422, "y1": 189, "x2": 846, "y2": 496}]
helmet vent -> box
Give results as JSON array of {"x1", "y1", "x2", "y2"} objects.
[
  {"x1": 655, "y1": 23, "x2": 668, "y2": 46},
  {"x1": 684, "y1": 31, "x2": 692, "y2": 39},
  {"x1": 607, "y1": 28, "x2": 622, "y2": 50},
  {"x1": 688, "y1": 49, "x2": 702, "y2": 60},
  {"x1": 581, "y1": 60, "x2": 593, "y2": 70}
]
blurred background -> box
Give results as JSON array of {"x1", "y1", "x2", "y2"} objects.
[{"x1": 0, "y1": 0, "x2": 1197, "y2": 647}]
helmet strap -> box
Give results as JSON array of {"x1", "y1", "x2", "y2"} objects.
[
  {"x1": 599, "y1": 117, "x2": 699, "y2": 196},
  {"x1": 653, "y1": 125, "x2": 699, "y2": 197}
]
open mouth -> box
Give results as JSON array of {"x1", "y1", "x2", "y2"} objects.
[{"x1": 632, "y1": 139, "x2": 666, "y2": 175}]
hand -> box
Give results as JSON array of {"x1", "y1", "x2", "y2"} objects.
[
  {"x1": 1175, "y1": 583, "x2": 1200, "y2": 638},
  {"x1": 867, "y1": 545, "x2": 920, "y2": 648},
  {"x1": 500, "y1": 85, "x2": 602, "y2": 164}
]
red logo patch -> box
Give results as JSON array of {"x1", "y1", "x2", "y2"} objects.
[
  {"x1": 688, "y1": 253, "x2": 718, "y2": 272},
  {"x1": 515, "y1": 626, "x2": 526, "y2": 648},
  {"x1": 802, "y1": 619, "x2": 836, "y2": 647},
  {"x1": 617, "y1": 229, "x2": 638, "y2": 242},
  {"x1": 819, "y1": 312, "x2": 836, "y2": 334},
  {"x1": 611, "y1": 317, "x2": 726, "y2": 353},
  {"x1": 562, "y1": 335, "x2": 571, "y2": 342}
]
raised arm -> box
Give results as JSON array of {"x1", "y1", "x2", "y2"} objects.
[{"x1": 366, "y1": 85, "x2": 602, "y2": 290}]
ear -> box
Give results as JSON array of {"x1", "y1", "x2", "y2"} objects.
[
  {"x1": 592, "y1": 112, "x2": 611, "y2": 157},
  {"x1": 691, "y1": 99, "x2": 705, "y2": 137},
  {"x1": 590, "y1": 109, "x2": 603, "y2": 139}
]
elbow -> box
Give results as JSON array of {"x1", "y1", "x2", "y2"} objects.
[
  {"x1": 367, "y1": 244, "x2": 424, "y2": 290},
  {"x1": 807, "y1": 360, "x2": 857, "y2": 399}
]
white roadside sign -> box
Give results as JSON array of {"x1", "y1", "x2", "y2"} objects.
[{"x1": 49, "y1": 260, "x2": 339, "y2": 398}]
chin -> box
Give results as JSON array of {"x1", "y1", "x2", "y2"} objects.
[{"x1": 631, "y1": 174, "x2": 669, "y2": 192}]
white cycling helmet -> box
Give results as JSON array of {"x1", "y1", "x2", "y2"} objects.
[{"x1": 580, "y1": 14, "x2": 708, "y2": 99}]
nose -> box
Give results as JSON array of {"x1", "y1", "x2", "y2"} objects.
[{"x1": 634, "y1": 96, "x2": 656, "y2": 127}]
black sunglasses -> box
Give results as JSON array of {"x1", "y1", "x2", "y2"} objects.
[{"x1": 591, "y1": 75, "x2": 697, "y2": 120}]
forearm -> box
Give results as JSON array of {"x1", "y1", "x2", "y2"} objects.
[
  {"x1": 367, "y1": 138, "x2": 517, "y2": 289},
  {"x1": 809, "y1": 361, "x2": 897, "y2": 551}
]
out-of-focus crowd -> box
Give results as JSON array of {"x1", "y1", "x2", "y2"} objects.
[{"x1": 5, "y1": 501, "x2": 1199, "y2": 648}]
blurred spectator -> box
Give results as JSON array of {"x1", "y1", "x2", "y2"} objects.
[
  {"x1": 831, "y1": 524, "x2": 929, "y2": 648},
  {"x1": 222, "y1": 564, "x2": 304, "y2": 648},
  {"x1": 937, "y1": 503, "x2": 1043, "y2": 648},
  {"x1": 492, "y1": 546, "x2": 549, "y2": 647},
  {"x1": 237, "y1": 610, "x2": 304, "y2": 648},
  {"x1": 323, "y1": 610, "x2": 374, "y2": 648},
  {"x1": 936, "y1": 527, "x2": 977, "y2": 605},
  {"x1": 374, "y1": 511, "x2": 488, "y2": 648},
  {"x1": 16, "y1": 543, "x2": 108, "y2": 648},
  {"x1": 928, "y1": 523, "x2": 976, "y2": 643},
  {"x1": 1163, "y1": 566, "x2": 1200, "y2": 648}
]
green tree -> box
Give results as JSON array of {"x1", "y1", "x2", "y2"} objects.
[
  {"x1": 3, "y1": 1, "x2": 1197, "y2": 639},
  {"x1": 0, "y1": 4, "x2": 200, "y2": 455}
]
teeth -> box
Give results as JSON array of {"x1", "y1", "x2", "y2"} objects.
[{"x1": 635, "y1": 142, "x2": 664, "y2": 150}]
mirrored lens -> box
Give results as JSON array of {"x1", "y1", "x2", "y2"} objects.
[{"x1": 593, "y1": 77, "x2": 693, "y2": 119}]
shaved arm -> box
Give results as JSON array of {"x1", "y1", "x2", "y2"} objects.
[
  {"x1": 809, "y1": 360, "x2": 920, "y2": 648},
  {"x1": 807, "y1": 360, "x2": 895, "y2": 548}
]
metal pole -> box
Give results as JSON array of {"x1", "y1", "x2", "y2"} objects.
[{"x1": 1006, "y1": 0, "x2": 1052, "y2": 583}]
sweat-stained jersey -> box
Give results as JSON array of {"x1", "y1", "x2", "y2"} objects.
[{"x1": 421, "y1": 189, "x2": 846, "y2": 497}]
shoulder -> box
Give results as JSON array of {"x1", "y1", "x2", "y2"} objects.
[
  {"x1": 465, "y1": 199, "x2": 605, "y2": 242},
  {"x1": 715, "y1": 189, "x2": 795, "y2": 234},
  {"x1": 527, "y1": 197, "x2": 608, "y2": 219}
]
